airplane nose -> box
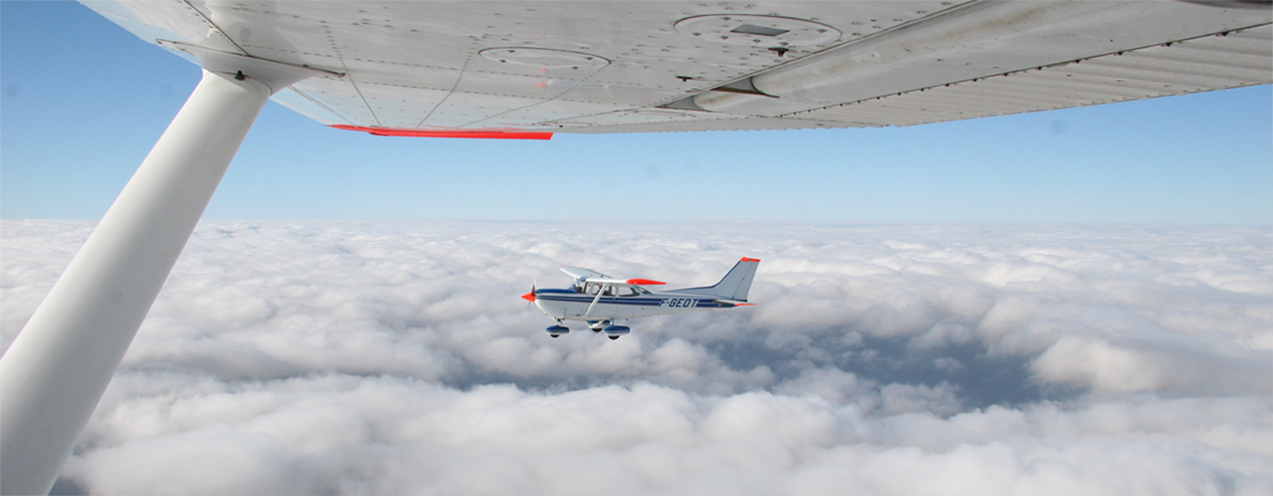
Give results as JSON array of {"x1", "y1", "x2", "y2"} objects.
[{"x1": 521, "y1": 292, "x2": 535, "y2": 302}]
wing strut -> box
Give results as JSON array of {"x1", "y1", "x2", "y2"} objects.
[
  {"x1": 583, "y1": 284, "x2": 606, "y2": 318},
  {"x1": 0, "y1": 56, "x2": 322, "y2": 495}
]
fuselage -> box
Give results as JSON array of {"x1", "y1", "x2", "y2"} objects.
[{"x1": 532, "y1": 287, "x2": 735, "y2": 322}]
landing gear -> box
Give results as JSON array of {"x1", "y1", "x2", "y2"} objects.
[
  {"x1": 543, "y1": 320, "x2": 629, "y2": 340},
  {"x1": 602, "y1": 324, "x2": 630, "y2": 340},
  {"x1": 546, "y1": 320, "x2": 569, "y2": 338}
]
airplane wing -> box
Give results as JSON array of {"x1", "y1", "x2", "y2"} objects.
[
  {"x1": 560, "y1": 267, "x2": 666, "y2": 286},
  {"x1": 81, "y1": 1, "x2": 1271, "y2": 137},
  {"x1": 585, "y1": 278, "x2": 668, "y2": 287},
  {"x1": 561, "y1": 267, "x2": 609, "y2": 280}
]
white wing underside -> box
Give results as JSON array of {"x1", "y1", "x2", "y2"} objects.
[{"x1": 84, "y1": 1, "x2": 1271, "y2": 135}]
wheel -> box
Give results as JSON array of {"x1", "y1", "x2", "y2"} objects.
[
  {"x1": 608, "y1": 335, "x2": 620, "y2": 340},
  {"x1": 545, "y1": 325, "x2": 569, "y2": 337}
]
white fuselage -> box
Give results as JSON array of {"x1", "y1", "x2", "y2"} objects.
[{"x1": 532, "y1": 287, "x2": 732, "y2": 322}]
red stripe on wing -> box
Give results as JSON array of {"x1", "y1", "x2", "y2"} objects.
[{"x1": 332, "y1": 125, "x2": 553, "y2": 140}]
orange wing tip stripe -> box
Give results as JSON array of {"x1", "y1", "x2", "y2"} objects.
[
  {"x1": 625, "y1": 278, "x2": 666, "y2": 285},
  {"x1": 740, "y1": 257, "x2": 761, "y2": 262},
  {"x1": 735, "y1": 303, "x2": 755, "y2": 306},
  {"x1": 331, "y1": 125, "x2": 553, "y2": 140}
]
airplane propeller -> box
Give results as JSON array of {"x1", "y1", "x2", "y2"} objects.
[{"x1": 521, "y1": 281, "x2": 536, "y2": 308}]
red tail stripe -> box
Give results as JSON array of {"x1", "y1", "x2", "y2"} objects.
[{"x1": 740, "y1": 257, "x2": 761, "y2": 262}]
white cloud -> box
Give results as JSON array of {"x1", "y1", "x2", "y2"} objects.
[{"x1": 3, "y1": 221, "x2": 1271, "y2": 494}]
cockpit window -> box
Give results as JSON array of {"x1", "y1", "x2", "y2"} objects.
[
  {"x1": 570, "y1": 282, "x2": 648, "y2": 297},
  {"x1": 616, "y1": 286, "x2": 647, "y2": 297}
]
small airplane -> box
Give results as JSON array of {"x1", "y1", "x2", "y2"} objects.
[{"x1": 521, "y1": 257, "x2": 760, "y2": 340}]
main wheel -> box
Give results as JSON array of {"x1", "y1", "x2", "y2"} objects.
[
  {"x1": 608, "y1": 335, "x2": 620, "y2": 340},
  {"x1": 545, "y1": 325, "x2": 569, "y2": 338}
]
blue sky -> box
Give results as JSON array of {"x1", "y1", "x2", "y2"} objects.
[{"x1": 2, "y1": 1, "x2": 1270, "y2": 223}]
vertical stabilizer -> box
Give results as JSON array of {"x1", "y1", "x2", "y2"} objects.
[{"x1": 687, "y1": 257, "x2": 760, "y2": 301}]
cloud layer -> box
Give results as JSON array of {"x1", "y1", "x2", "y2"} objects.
[{"x1": 3, "y1": 220, "x2": 1271, "y2": 495}]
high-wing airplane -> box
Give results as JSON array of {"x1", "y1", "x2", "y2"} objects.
[
  {"x1": 2, "y1": 1, "x2": 1269, "y2": 494},
  {"x1": 522, "y1": 258, "x2": 760, "y2": 340}
]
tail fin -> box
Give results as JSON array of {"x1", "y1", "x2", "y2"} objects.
[{"x1": 688, "y1": 257, "x2": 760, "y2": 301}]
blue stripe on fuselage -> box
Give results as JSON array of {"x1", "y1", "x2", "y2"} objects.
[
  {"x1": 536, "y1": 295, "x2": 664, "y2": 306},
  {"x1": 534, "y1": 293, "x2": 733, "y2": 308}
]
